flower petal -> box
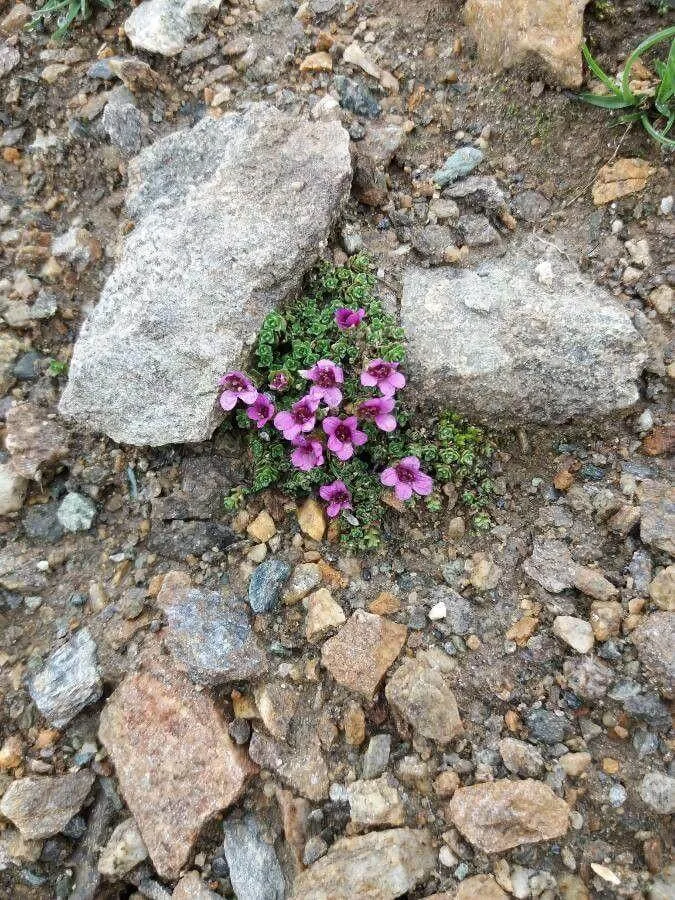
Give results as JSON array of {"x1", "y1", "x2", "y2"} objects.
[
  {"x1": 380, "y1": 467, "x2": 398, "y2": 487},
  {"x1": 219, "y1": 392, "x2": 238, "y2": 411},
  {"x1": 413, "y1": 472, "x2": 433, "y2": 495},
  {"x1": 375, "y1": 414, "x2": 397, "y2": 432},
  {"x1": 322, "y1": 417, "x2": 340, "y2": 435},
  {"x1": 394, "y1": 483, "x2": 413, "y2": 501}
]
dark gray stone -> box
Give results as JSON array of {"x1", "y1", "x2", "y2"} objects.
[
  {"x1": 102, "y1": 90, "x2": 142, "y2": 156},
  {"x1": 159, "y1": 584, "x2": 268, "y2": 685},
  {"x1": 28, "y1": 628, "x2": 102, "y2": 729},
  {"x1": 334, "y1": 75, "x2": 381, "y2": 118},
  {"x1": 526, "y1": 709, "x2": 566, "y2": 744},
  {"x1": 23, "y1": 502, "x2": 64, "y2": 543},
  {"x1": 511, "y1": 190, "x2": 551, "y2": 223},
  {"x1": 13, "y1": 351, "x2": 41, "y2": 381},
  {"x1": 222, "y1": 814, "x2": 285, "y2": 900},
  {"x1": 249, "y1": 559, "x2": 291, "y2": 614},
  {"x1": 146, "y1": 520, "x2": 234, "y2": 558},
  {"x1": 361, "y1": 734, "x2": 391, "y2": 779}
]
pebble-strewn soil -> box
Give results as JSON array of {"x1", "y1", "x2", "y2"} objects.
[{"x1": 0, "y1": 0, "x2": 673, "y2": 898}]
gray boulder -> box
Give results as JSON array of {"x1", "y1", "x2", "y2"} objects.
[
  {"x1": 222, "y1": 814, "x2": 285, "y2": 900},
  {"x1": 28, "y1": 628, "x2": 102, "y2": 728},
  {"x1": 402, "y1": 251, "x2": 646, "y2": 426},
  {"x1": 60, "y1": 104, "x2": 352, "y2": 446}
]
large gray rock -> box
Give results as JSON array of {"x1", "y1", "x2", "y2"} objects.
[
  {"x1": 124, "y1": 0, "x2": 221, "y2": 56},
  {"x1": 60, "y1": 104, "x2": 352, "y2": 446},
  {"x1": 402, "y1": 252, "x2": 646, "y2": 426}
]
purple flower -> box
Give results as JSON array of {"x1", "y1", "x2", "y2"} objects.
[
  {"x1": 290, "y1": 435, "x2": 324, "y2": 472},
  {"x1": 273, "y1": 394, "x2": 319, "y2": 441},
  {"x1": 357, "y1": 396, "x2": 397, "y2": 433},
  {"x1": 381, "y1": 456, "x2": 433, "y2": 501},
  {"x1": 335, "y1": 307, "x2": 366, "y2": 330},
  {"x1": 319, "y1": 480, "x2": 353, "y2": 518},
  {"x1": 269, "y1": 372, "x2": 289, "y2": 392},
  {"x1": 360, "y1": 359, "x2": 406, "y2": 396},
  {"x1": 299, "y1": 359, "x2": 344, "y2": 408},
  {"x1": 322, "y1": 415, "x2": 367, "y2": 461},
  {"x1": 246, "y1": 393, "x2": 275, "y2": 429},
  {"x1": 218, "y1": 371, "x2": 258, "y2": 411}
]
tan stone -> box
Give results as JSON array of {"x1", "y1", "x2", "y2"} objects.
[
  {"x1": 592, "y1": 158, "x2": 656, "y2": 205},
  {"x1": 385, "y1": 652, "x2": 463, "y2": 744},
  {"x1": 367, "y1": 592, "x2": 402, "y2": 615},
  {"x1": 99, "y1": 659, "x2": 256, "y2": 879},
  {"x1": 0, "y1": 332, "x2": 21, "y2": 395},
  {"x1": 249, "y1": 720, "x2": 329, "y2": 801},
  {"x1": 306, "y1": 588, "x2": 345, "y2": 641},
  {"x1": 649, "y1": 566, "x2": 674, "y2": 611},
  {"x1": 254, "y1": 680, "x2": 300, "y2": 741},
  {"x1": 464, "y1": 0, "x2": 588, "y2": 88},
  {"x1": 590, "y1": 600, "x2": 623, "y2": 640},
  {"x1": 0, "y1": 735, "x2": 22, "y2": 770},
  {"x1": 298, "y1": 497, "x2": 326, "y2": 541},
  {"x1": 631, "y1": 611, "x2": 675, "y2": 698},
  {"x1": 0, "y1": 772, "x2": 95, "y2": 840},
  {"x1": 172, "y1": 872, "x2": 221, "y2": 900},
  {"x1": 506, "y1": 615, "x2": 538, "y2": 646},
  {"x1": 449, "y1": 779, "x2": 569, "y2": 852},
  {"x1": 573, "y1": 566, "x2": 618, "y2": 602},
  {"x1": 321, "y1": 610, "x2": 407, "y2": 697},
  {"x1": 559, "y1": 751, "x2": 592, "y2": 778},
  {"x1": 347, "y1": 775, "x2": 405, "y2": 828},
  {"x1": 456, "y1": 875, "x2": 508, "y2": 900},
  {"x1": 434, "y1": 770, "x2": 460, "y2": 799},
  {"x1": 553, "y1": 615, "x2": 594, "y2": 653},
  {"x1": 290, "y1": 828, "x2": 435, "y2": 899},
  {"x1": 300, "y1": 51, "x2": 333, "y2": 72},
  {"x1": 5, "y1": 402, "x2": 69, "y2": 480},
  {"x1": 246, "y1": 510, "x2": 276, "y2": 543},
  {"x1": 342, "y1": 700, "x2": 366, "y2": 747}
]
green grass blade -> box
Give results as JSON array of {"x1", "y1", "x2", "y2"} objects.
[
  {"x1": 582, "y1": 42, "x2": 624, "y2": 97},
  {"x1": 654, "y1": 37, "x2": 675, "y2": 113},
  {"x1": 641, "y1": 112, "x2": 675, "y2": 147},
  {"x1": 578, "y1": 92, "x2": 633, "y2": 109}
]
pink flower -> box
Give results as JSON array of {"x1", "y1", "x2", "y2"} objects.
[
  {"x1": 360, "y1": 359, "x2": 406, "y2": 396},
  {"x1": 218, "y1": 371, "x2": 258, "y2": 411},
  {"x1": 290, "y1": 435, "x2": 324, "y2": 471},
  {"x1": 357, "y1": 396, "x2": 397, "y2": 432},
  {"x1": 335, "y1": 308, "x2": 366, "y2": 330},
  {"x1": 319, "y1": 480, "x2": 353, "y2": 518},
  {"x1": 269, "y1": 372, "x2": 289, "y2": 392},
  {"x1": 246, "y1": 393, "x2": 275, "y2": 429},
  {"x1": 322, "y1": 415, "x2": 367, "y2": 461},
  {"x1": 380, "y1": 456, "x2": 433, "y2": 501},
  {"x1": 299, "y1": 359, "x2": 344, "y2": 409},
  {"x1": 273, "y1": 395, "x2": 319, "y2": 441}
]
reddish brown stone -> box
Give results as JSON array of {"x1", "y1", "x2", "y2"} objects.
[
  {"x1": 98, "y1": 659, "x2": 256, "y2": 879},
  {"x1": 321, "y1": 610, "x2": 407, "y2": 697},
  {"x1": 5, "y1": 403, "x2": 69, "y2": 480}
]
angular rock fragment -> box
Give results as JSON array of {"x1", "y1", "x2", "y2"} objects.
[
  {"x1": 172, "y1": 872, "x2": 222, "y2": 900},
  {"x1": 60, "y1": 104, "x2": 351, "y2": 446},
  {"x1": 639, "y1": 771, "x2": 675, "y2": 815},
  {"x1": 631, "y1": 612, "x2": 674, "y2": 699},
  {"x1": 553, "y1": 616, "x2": 594, "y2": 654},
  {"x1": 306, "y1": 588, "x2": 346, "y2": 641},
  {"x1": 637, "y1": 480, "x2": 675, "y2": 556},
  {"x1": 5, "y1": 402, "x2": 69, "y2": 480},
  {"x1": 249, "y1": 721, "x2": 329, "y2": 801},
  {"x1": 98, "y1": 818, "x2": 148, "y2": 877},
  {"x1": 28, "y1": 628, "x2": 102, "y2": 729},
  {"x1": 157, "y1": 574, "x2": 268, "y2": 684},
  {"x1": 402, "y1": 257, "x2": 645, "y2": 426},
  {"x1": 449, "y1": 779, "x2": 569, "y2": 853},
  {"x1": 464, "y1": 0, "x2": 588, "y2": 88},
  {"x1": 456, "y1": 875, "x2": 508, "y2": 900},
  {"x1": 0, "y1": 772, "x2": 95, "y2": 840},
  {"x1": 254, "y1": 681, "x2": 300, "y2": 741},
  {"x1": 249, "y1": 559, "x2": 291, "y2": 614},
  {"x1": 290, "y1": 828, "x2": 435, "y2": 900},
  {"x1": 222, "y1": 814, "x2": 285, "y2": 900},
  {"x1": 347, "y1": 775, "x2": 405, "y2": 828},
  {"x1": 498, "y1": 738, "x2": 544, "y2": 777},
  {"x1": 321, "y1": 610, "x2": 407, "y2": 697},
  {"x1": 124, "y1": 0, "x2": 221, "y2": 56},
  {"x1": 385, "y1": 651, "x2": 462, "y2": 744},
  {"x1": 98, "y1": 659, "x2": 256, "y2": 879}
]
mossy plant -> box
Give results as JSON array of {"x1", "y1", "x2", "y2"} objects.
[{"x1": 221, "y1": 255, "x2": 494, "y2": 550}]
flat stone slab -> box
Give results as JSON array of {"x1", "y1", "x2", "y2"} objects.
[
  {"x1": 449, "y1": 778, "x2": 569, "y2": 853},
  {"x1": 290, "y1": 827, "x2": 436, "y2": 899},
  {"x1": 60, "y1": 103, "x2": 351, "y2": 446},
  {"x1": 98, "y1": 658, "x2": 256, "y2": 879},
  {"x1": 125, "y1": 0, "x2": 220, "y2": 56},
  {"x1": 402, "y1": 252, "x2": 645, "y2": 426},
  {"x1": 0, "y1": 772, "x2": 95, "y2": 840}
]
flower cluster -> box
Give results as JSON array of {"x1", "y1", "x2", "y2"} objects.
[{"x1": 218, "y1": 307, "x2": 432, "y2": 520}]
